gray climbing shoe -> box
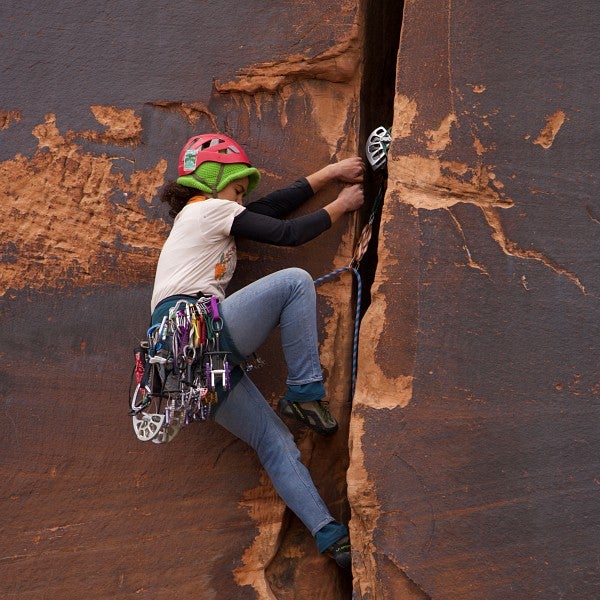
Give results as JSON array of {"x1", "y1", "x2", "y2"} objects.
[{"x1": 278, "y1": 397, "x2": 338, "y2": 436}]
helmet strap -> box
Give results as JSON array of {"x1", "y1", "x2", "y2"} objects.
[{"x1": 192, "y1": 163, "x2": 226, "y2": 197}]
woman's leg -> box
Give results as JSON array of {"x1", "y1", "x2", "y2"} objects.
[
  {"x1": 221, "y1": 268, "x2": 337, "y2": 435},
  {"x1": 216, "y1": 274, "x2": 350, "y2": 564},
  {"x1": 212, "y1": 373, "x2": 335, "y2": 535},
  {"x1": 220, "y1": 268, "x2": 322, "y2": 386}
]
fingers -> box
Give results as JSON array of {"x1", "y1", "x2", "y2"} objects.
[
  {"x1": 338, "y1": 183, "x2": 364, "y2": 211},
  {"x1": 350, "y1": 184, "x2": 365, "y2": 209},
  {"x1": 336, "y1": 157, "x2": 365, "y2": 183}
]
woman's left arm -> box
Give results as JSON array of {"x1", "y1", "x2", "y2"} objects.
[{"x1": 231, "y1": 180, "x2": 364, "y2": 246}]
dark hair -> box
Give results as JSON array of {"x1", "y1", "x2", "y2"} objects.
[{"x1": 159, "y1": 182, "x2": 198, "y2": 218}]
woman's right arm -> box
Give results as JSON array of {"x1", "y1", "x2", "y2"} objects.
[
  {"x1": 305, "y1": 157, "x2": 364, "y2": 193},
  {"x1": 245, "y1": 179, "x2": 314, "y2": 218},
  {"x1": 246, "y1": 156, "x2": 365, "y2": 219}
]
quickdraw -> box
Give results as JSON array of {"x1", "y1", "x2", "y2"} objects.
[{"x1": 129, "y1": 296, "x2": 231, "y2": 444}]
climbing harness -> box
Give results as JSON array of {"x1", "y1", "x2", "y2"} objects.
[
  {"x1": 129, "y1": 296, "x2": 231, "y2": 444},
  {"x1": 313, "y1": 126, "x2": 391, "y2": 398}
]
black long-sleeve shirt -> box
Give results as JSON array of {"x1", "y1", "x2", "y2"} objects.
[{"x1": 230, "y1": 178, "x2": 331, "y2": 246}]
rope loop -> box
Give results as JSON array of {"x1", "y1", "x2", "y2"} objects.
[{"x1": 313, "y1": 178, "x2": 386, "y2": 399}]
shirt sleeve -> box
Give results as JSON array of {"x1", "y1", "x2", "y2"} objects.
[
  {"x1": 244, "y1": 178, "x2": 314, "y2": 218},
  {"x1": 194, "y1": 199, "x2": 246, "y2": 239},
  {"x1": 230, "y1": 207, "x2": 332, "y2": 246}
]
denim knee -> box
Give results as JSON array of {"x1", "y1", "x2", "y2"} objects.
[
  {"x1": 254, "y1": 420, "x2": 300, "y2": 467},
  {"x1": 283, "y1": 267, "x2": 314, "y2": 290}
]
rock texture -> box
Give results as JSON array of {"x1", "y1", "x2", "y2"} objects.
[
  {"x1": 1, "y1": 1, "x2": 599, "y2": 599},
  {"x1": 349, "y1": 1, "x2": 600, "y2": 599},
  {"x1": 1, "y1": 2, "x2": 361, "y2": 599}
]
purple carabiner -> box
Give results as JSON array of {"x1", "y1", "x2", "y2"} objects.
[{"x1": 209, "y1": 296, "x2": 220, "y2": 319}]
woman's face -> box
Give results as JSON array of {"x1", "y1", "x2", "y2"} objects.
[{"x1": 219, "y1": 177, "x2": 249, "y2": 204}]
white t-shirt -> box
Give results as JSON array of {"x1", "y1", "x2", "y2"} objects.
[{"x1": 150, "y1": 198, "x2": 246, "y2": 312}]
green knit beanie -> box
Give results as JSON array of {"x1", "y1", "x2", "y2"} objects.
[{"x1": 176, "y1": 161, "x2": 260, "y2": 197}]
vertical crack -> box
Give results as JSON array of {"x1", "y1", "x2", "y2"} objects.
[
  {"x1": 358, "y1": 0, "x2": 404, "y2": 313},
  {"x1": 347, "y1": 2, "x2": 405, "y2": 599}
]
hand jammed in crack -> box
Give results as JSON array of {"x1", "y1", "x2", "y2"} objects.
[{"x1": 304, "y1": 156, "x2": 365, "y2": 221}]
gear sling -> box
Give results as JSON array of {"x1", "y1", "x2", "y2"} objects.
[{"x1": 129, "y1": 294, "x2": 231, "y2": 444}]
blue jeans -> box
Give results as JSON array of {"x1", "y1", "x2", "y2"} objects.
[
  {"x1": 212, "y1": 373, "x2": 336, "y2": 536},
  {"x1": 150, "y1": 268, "x2": 345, "y2": 543},
  {"x1": 214, "y1": 268, "x2": 336, "y2": 536},
  {"x1": 219, "y1": 267, "x2": 324, "y2": 387}
]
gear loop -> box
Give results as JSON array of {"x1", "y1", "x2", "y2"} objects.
[{"x1": 129, "y1": 295, "x2": 232, "y2": 444}]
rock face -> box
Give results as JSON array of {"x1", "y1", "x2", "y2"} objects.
[
  {"x1": 1, "y1": 2, "x2": 361, "y2": 599},
  {"x1": 1, "y1": 2, "x2": 598, "y2": 600},
  {"x1": 349, "y1": 1, "x2": 600, "y2": 599}
]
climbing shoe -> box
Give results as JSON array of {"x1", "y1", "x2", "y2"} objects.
[
  {"x1": 325, "y1": 535, "x2": 351, "y2": 570},
  {"x1": 278, "y1": 397, "x2": 338, "y2": 436}
]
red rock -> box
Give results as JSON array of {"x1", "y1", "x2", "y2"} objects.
[
  {"x1": 2, "y1": 1, "x2": 599, "y2": 598},
  {"x1": 349, "y1": 1, "x2": 600, "y2": 599},
  {"x1": 0, "y1": 2, "x2": 360, "y2": 598}
]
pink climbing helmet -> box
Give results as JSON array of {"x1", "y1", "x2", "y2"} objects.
[{"x1": 178, "y1": 133, "x2": 253, "y2": 176}]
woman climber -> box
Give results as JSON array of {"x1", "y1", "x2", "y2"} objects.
[{"x1": 150, "y1": 132, "x2": 364, "y2": 569}]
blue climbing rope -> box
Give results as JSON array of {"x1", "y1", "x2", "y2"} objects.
[
  {"x1": 313, "y1": 266, "x2": 362, "y2": 398},
  {"x1": 312, "y1": 180, "x2": 384, "y2": 398}
]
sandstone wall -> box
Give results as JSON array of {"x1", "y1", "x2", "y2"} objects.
[
  {"x1": 0, "y1": 2, "x2": 363, "y2": 598},
  {"x1": 1, "y1": 1, "x2": 598, "y2": 599},
  {"x1": 349, "y1": 1, "x2": 600, "y2": 599}
]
